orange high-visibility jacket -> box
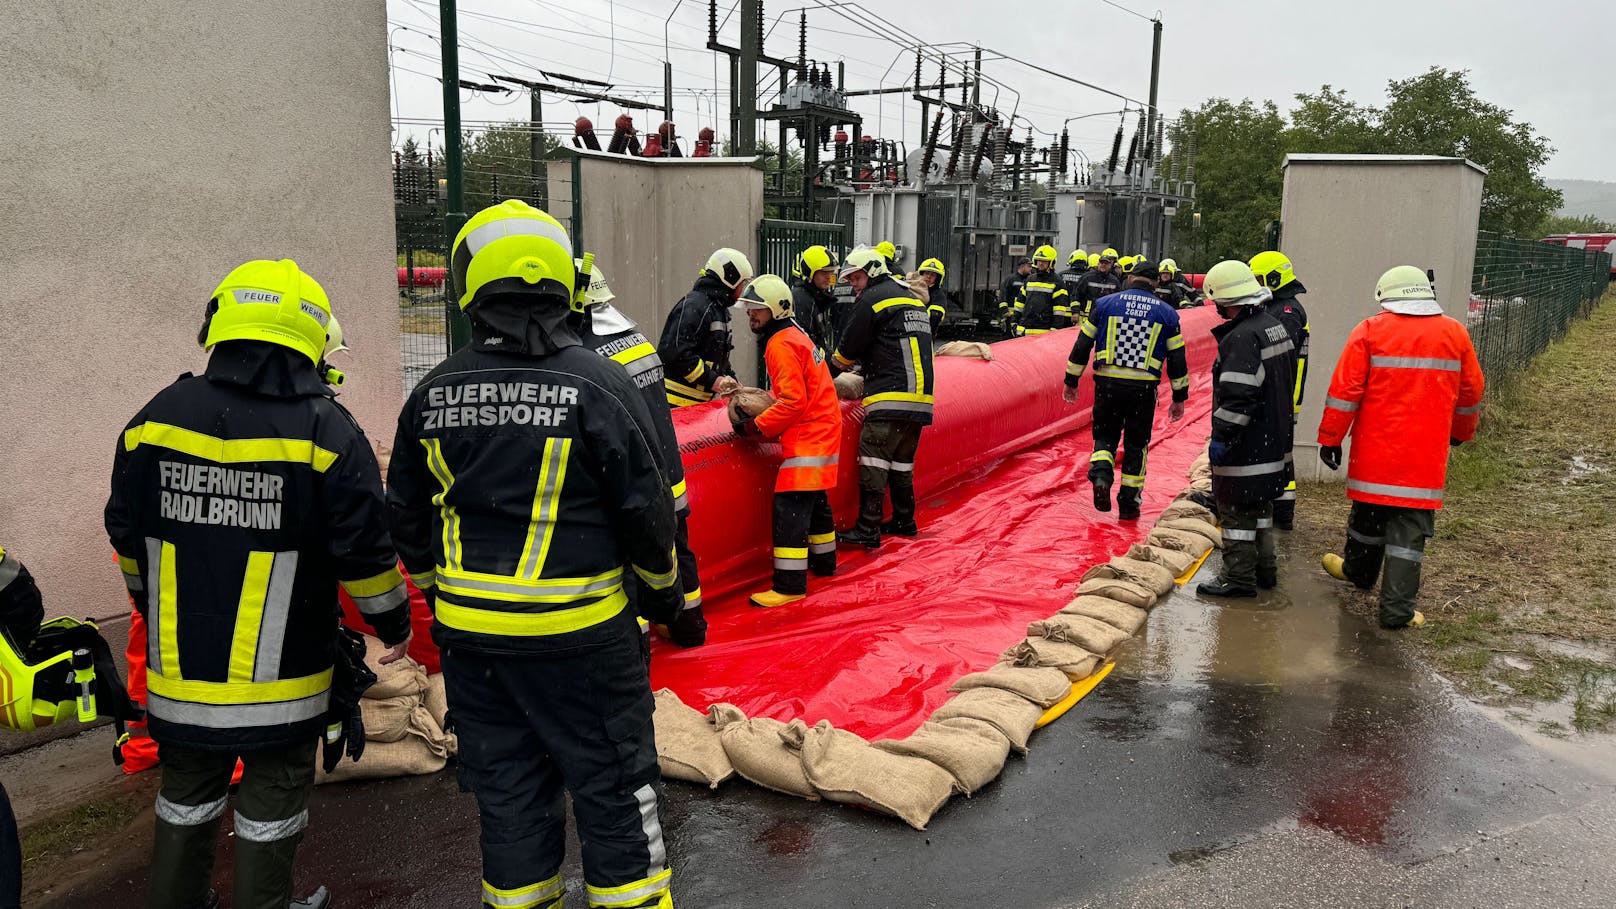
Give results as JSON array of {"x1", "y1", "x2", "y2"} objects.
[
  {"x1": 754, "y1": 320, "x2": 843, "y2": 491},
  {"x1": 1318, "y1": 311, "x2": 1484, "y2": 509}
]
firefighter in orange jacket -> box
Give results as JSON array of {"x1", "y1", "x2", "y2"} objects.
[
  {"x1": 732, "y1": 274, "x2": 843, "y2": 608},
  {"x1": 1318, "y1": 266, "x2": 1484, "y2": 629}
]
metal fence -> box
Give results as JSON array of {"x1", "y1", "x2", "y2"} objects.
[{"x1": 1467, "y1": 230, "x2": 1612, "y2": 388}]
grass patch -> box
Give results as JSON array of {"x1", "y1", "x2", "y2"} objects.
[
  {"x1": 1294, "y1": 290, "x2": 1616, "y2": 728},
  {"x1": 20, "y1": 793, "x2": 142, "y2": 867}
]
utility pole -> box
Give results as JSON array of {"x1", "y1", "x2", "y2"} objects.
[
  {"x1": 1145, "y1": 18, "x2": 1162, "y2": 161},
  {"x1": 530, "y1": 87, "x2": 547, "y2": 209},
  {"x1": 664, "y1": 61, "x2": 674, "y2": 124},
  {"x1": 738, "y1": 0, "x2": 761, "y2": 155},
  {"x1": 439, "y1": 0, "x2": 470, "y2": 351}
]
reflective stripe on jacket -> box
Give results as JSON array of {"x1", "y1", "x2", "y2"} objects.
[
  {"x1": 754, "y1": 320, "x2": 843, "y2": 491},
  {"x1": 1064, "y1": 288, "x2": 1189, "y2": 398},
  {"x1": 1210, "y1": 310, "x2": 1298, "y2": 504},
  {"x1": 830, "y1": 276, "x2": 936, "y2": 425},
  {"x1": 657, "y1": 275, "x2": 734, "y2": 407},
  {"x1": 1013, "y1": 272, "x2": 1071, "y2": 333},
  {"x1": 1262, "y1": 287, "x2": 1311, "y2": 415},
  {"x1": 581, "y1": 306, "x2": 689, "y2": 515},
  {"x1": 1318, "y1": 311, "x2": 1484, "y2": 509}
]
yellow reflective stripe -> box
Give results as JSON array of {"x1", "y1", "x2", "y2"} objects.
[
  {"x1": 633, "y1": 552, "x2": 678, "y2": 591},
  {"x1": 484, "y1": 874, "x2": 564, "y2": 909},
  {"x1": 609, "y1": 342, "x2": 657, "y2": 367},
  {"x1": 123, "y1": 422, "x2": 337, "y2": 472},
  {"x1": 1293, "y1": 356, "x2": 1307, "y2": 410},
  {"x1": 118, "y1": 555, "x2": 140, "y2": 576},
  {"x1": 1144, "y1": 324, "x2": 1163, "y2": 368},
  {"x1": 517, "y1": 439, "x2": 571, "y2": 580},
  {"x1": 147, "y1": 668, "x2": 332, "y2": 706},
  {"x1": 158, "y1": 542, "x2": 182, "y2": 680},
  {"x1": 830, "y1": 351, "x2": 855, "y2": 371},
  {"x1": 1013, "y1": 302, "x2": 1025, "y2": 312},
  {"x1": 227, "y1": 551, "x2": 275, "y2": 684},
  {"x1": 908, "y1": 337, "x2": 924, "y2": 394},
  {"x1": 1166, "y1": 332, "x2": 1186, "y2": 351},
  {"x1": 435, "y1": 589, "x2": 627, "y2": 637},
  {"x1": 438, "y1": 566, "x2": 624, "y2": 603},
  {"x1": 1101, "y1": 316, "x2": 1120, "y2": 361},
  {"x1": 343, "y1": 566, "x2": 405, "y2": 599},
  {"x1": 1080, "y1": 319, "x2": 1097, "y2": 338},
  {"x1": 1066, "y1": 362, "x2": 1086, "y2": 377},
  {"x1": 863, "y1": 391, "x2": 935, "y2": 405},
  {"x1": 684, "y1": 360, "x2": 706, "y2": 382},
  {"x1": 422, "y1": 439, "x2": 462, "y2": 572},
  {"x1": 670, "y1": 479, "x2": 687, "y2": 499},
  {"x1": 1171, "y1": 375, "x2": 1191, "y2": 391},
  {"x1": 807, "y1": 532, "x2": 836, "y2": 545},
  {"x1": 586, "y1": 868, "x2": 672, "y2": 908},
  {"x1": 664, "y1": 380, "x2": 712, "y2": 404},
  {"x1": 1094, "y1": 364, "x2": 1158, "y2": 381},
  {"x1": 872, "y1": 298, "x2": 922, "y2": 313},
  {"x1": 773, "y1": 547, "x2": 809, "y2": 559},
  {"x1": 409, "y1": 568, "x2": 437, "y2": 589}
]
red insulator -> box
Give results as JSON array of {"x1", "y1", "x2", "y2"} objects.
[
  {"x1": 659, "y1": 120, "x2": 677, "y2": 141},
  {"x1": 615, "y1": 113, "x2": 634, "y2": 131},
  {"x1": 574, "y1": 117, "x2": 593, "y2": 134},
  {"x1": 698, "y1": 127, "x2": 715, "y2": 142},
  {"x1": 641, "y1": 133, "x2": 664, "y2": 158}
]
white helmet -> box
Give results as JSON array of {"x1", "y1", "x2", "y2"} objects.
[
  {"x1": 1202, "y1": 260, "x2": 1270, "y2": 307},
  {"x1": 739, "y1": 274, "x2": 794, "y2": 320},
  {"x1": 838, "y1": 245, "x2": 890, "y2": 279},
  {"x1": 704, "y1": 248, "x2": 755, "y2": 289},
  {"x1": 1375, "y1": 265, "x2": 1441, "y2": 315},
  {"x1": 574, "y1": 259, "x2": 615, "y2": 305},
  {"x1": 323, "y1": 314, "x2": 350, "y2": 358}
]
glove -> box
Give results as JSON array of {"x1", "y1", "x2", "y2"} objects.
[
  {"x1": 321, "y1": 704, "x2": 367, "y2": 774},
  {"x1": 732, "y1": 418, "x2": 760, "y2": 437},
  {"x1": 1207, "y1": 439, "x2": 1228, "y2": 466},
  {"x1": 635, "y1": 579, "x2": 682, "y2": 627},
  {"x1": 1320, "y1": 445, "x2": 1343, "y2": 471}
]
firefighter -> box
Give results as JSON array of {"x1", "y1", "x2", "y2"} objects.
[
  {"x1": 1248, "y1": 251, "x2": 1312, "y2": 530},
  {"x1": 1193, "y1": 261, "x2": 1298, "y2": 598},
  {"x1": 1154, "y1": 259, "x2": 1201, "y2": 309},
  {"x1": 830, "y1": 247, "x2": 936, "y2": 547},
  {"x1": 1059, "y1": 248, "x2": 1090, "y2": 302},
  {"x1": 1011, "y1": 245, "x2": 1071, "y2": 335},
  {"x1": 658, "y1": 248, "x2": 753, "y2": 407},
  {"x1": 105, "y1": 259, "x2": 410, "y2": 909},
  {"x1": 576, "y1": 263, "x2": 706, "y2": 648},
  {"x1": 917, "y1": 258, "x2": 948, "y2": 333},
  {"x1": 1318, "y1": 266, "x2": 1484, "y2": 629},
  {"x1": 389, "y1": 201, "x2": 681, "y2": 909},
  {"x1": 791, "y1": 245, "x2": 839, "y2": 351},
  {"x1": 876, "y1": 239, "x2": 901, "y2": 275},
  {"x1": 732, "y1": 275, "x2": 843, "y2": 607},
  {"x1": 1071, "y1": 248, "x2": 1123, "y2": 323},
  {"x1": 1062, "y1": 260, "x2": 1189, "y2": 521},
  {"x1": 997, "y1": 257, "x2": 1033, "y2": 335}
]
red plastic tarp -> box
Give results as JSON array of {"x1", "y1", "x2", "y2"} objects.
[{"x1": 651, "y1": 308, "x2": 1221, "y2": 740}]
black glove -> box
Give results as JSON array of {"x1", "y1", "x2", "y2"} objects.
[
  {"x1": 732, "y1": 418, "x2": 760, "y2": 437},
  {"x1": 635, "y1": 579, "x2": 682, "y2": 627},
  {"x1": 321, "y1": 703, "x2": 367, "y2": 774},
  {"x1": 1320, "y1": 445, "x2": 1343, "y2": 471}
]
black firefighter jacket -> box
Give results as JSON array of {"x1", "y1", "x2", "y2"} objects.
[
  {"x1": 657, "y1": 274, "x2": 736, "y2": 406},
  {"x1": 1209, "y1": 310, "x2": 1298, "y2": 505},
  {"x1": 578, "y1": 304, "x2": 688, "y2": 515},
  {"x1": 1261, "y1": 284, "x2": 1311, "y2": 417},
  {"x1": 830, "y1": 275, "x2": 936, "y2": 425}
]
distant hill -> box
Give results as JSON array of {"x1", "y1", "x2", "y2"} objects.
[{"x1": 1548, "y1": 179, "x2": 1616, "y2": 222}]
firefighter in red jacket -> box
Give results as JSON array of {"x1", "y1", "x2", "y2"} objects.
[
  {"x1": 733, "y1": 275, "x2": 843, "y2": 608},
  {"x1": 1318, "y1": 266, "x2": 1484, "y2": 629}
]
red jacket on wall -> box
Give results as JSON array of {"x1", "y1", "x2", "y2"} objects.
[{"x1": 1318, "y1": 310, "x2": 1484, "y2": 509}]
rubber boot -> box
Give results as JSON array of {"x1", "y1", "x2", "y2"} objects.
[
  {"x1": 1197, "y1": 579, "x2": 1257, "y2": 599},
  {"x1": 1117, "y1": 487, "x2": 1142, "y2": 522},
  {"x1": 838, "y1": 490, "x2": 884, "y2": 550},
  {"x1": 1256, "y1": 567, "x2": 1278, "y2": 590},
  {"x1": 749, "y1": 590, "x2": 806, "y2": 609},
  {"x1": 1090, "y1": 472, "x2": 1113, "y2": 513},
  {"x1": 1321, "y1": 553, "x2": 1349, "y2": 583},
  {"x1": 885, "y1": 478, "x2": 919, "y2": 536},
  {"x1": 290, "y1": 887, "x2": 331, "y2": 909}
]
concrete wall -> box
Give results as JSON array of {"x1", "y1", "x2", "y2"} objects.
[
  {"x1": 563, "y1": 150, "x2": 766, "y2": 384},
  {"x1": 1279, "y1": 155, "x2": 1485, "y2": 480},
  {"x1": 0, "y1": 2, "x2": 400, "y2": 620}
]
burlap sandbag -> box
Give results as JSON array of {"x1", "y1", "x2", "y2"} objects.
[
  {"x1": 935, "y1": 341, "x2": 994, "y2": 361},
  {"x1": 1128, "y1": 543, "x2": 1196, "y2": 578},
  {"x1": 902, "y1": 272, "x2": 932, "y2": 301},
  {"x1": 318, "y1": 706, "x2": 455, "y2": 784},
  {"x1": 1189, "y1": 476, "x2": 1213, "y2": 495},
  {"x1": 1148, "y1": 526, "x2": 1214, "y2": 559},
  {"x1": 1159, "y1": 517, "x2": 1223, "y2": 549},
  {"x1": 1188, "y1": 453, "x2": 1212, "y2": 481},
  {"x1": 1060, "y1": 596, "x2": 1148, "y2": 635},
  {"x1": 1000, "y1": 638, "x2": 1102, "y2": 682},
  {"x1": 1026, "y1": 614, "x2": 1132, "y2": 655},
  {"x1": 359, "y1": 695, "x2": 418, "y2": 744},
  {"x1": 726, "y1": 387, "x2": 777, "y2": 422},
  {"x1": 833, "y1": 372, "x2": 865, "y2": 400},
  {"x1": 652, "y1": 689, "x2": 735, "y2": 789},
  {"x1": 948, "y1": 665, "x2": 1072, "y2": 708},
  {"x1": 1160, "y1": 498, "x2": 1217, "y2": 524},
  {"x1": 1084, "y1": 556, "x2": 1176, "y2": 596},
  {"x1": 875, "y1": 717, "x2": 1011, "y2": 796},
  {"x1": 717, "y1": 715, "x2": 818, "y2": 799},
  {"x1": 930, "y1": 687, "x2": 1044, "y2": 753},
  {"x1": 363, "y1": 638, "x2": 427, "y2": 700},
  {"x1": 423, "y1": 672, "x2": 448, "y2": 730},
  {"x1": 789, "y1": 721, "x2": 955, "y2": 830},
  {"x1": 1076, "y1": 577, "x2": 1157, "y2": 609}
]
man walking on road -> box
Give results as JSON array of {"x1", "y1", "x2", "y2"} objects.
[{"x1": 1318, "y1": 266, "x2": 1484, "y2": 629}]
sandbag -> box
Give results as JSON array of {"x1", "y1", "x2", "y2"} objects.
[
  {"x1": 949, "y1": 665, "x2": 1072, "y2": 708},
  {"x1": 1128, "y1": 543, "x2": 1196, "y2": 578},
  {"x1": 1160, "y1": 498, "x2": 1217, "y2": 524},
  {"x1": 1000, "y1": 638, "x2": 1102, "y2": 682},
  {"x1": 1159, "y1": 517, "x2": 1223, "y2": 550},
  {"x1": 363, "y1": 637, "x2": 427, "y2": 700},
  {"x1": 717, "y1": 715, "x2": 818, "y2": 799},
  {"x1": 1188, "y1": 476, "x2": 1213, "y2": 495},
  {"x1": 358, "y1": 695, "x2": 418, "y2": 744},
  {"x1": 1026, "y1": 614, "x2": 1132, "y2": 655},
  {"x1": 1085, "y1": 556, "x2": 1176, "y2": 596},
  {"x1": 930, "y1": 687, "x2": 1044, "y2": 753},
  {"x1": 832, "y1": 372, "x2": 865, "y2": 401},
  {"x1": 901, "y1": 272, "x2": 932, "y2": 301},
  {"x1": 791, "y1": 721, "x2": 955, "y2": 830},
  {"x1": 1060, "y1": 596, "x2": 1148, "y2": 635},
  {"x1": 423, "y1": 672, "x2": 448, "y2": 730},
  {"x1": 1188, "y1": 453, "x2": 1212, "y2": 480},
  {"x1": 1076, "y1": 577, "x2": 1157, "y2": 610},
  {"x1": 1147, "y1": 527, "x2": 1214, "y2": 559},
  {"x1": 874, "y1": 717, "x2": 1011, "y2": 796},
  {"x1": 935, "y1": 341, "x2": 994, "y2": 361},
  {"x1": 653, "y1": 689, "x2": 735, "y2": 789},
  {"x1": 318, "y1": 706, "x2": 455, "y2": 784},
  {"x1": 726, "y1": 387, "x2": 776, "y2": 422}
]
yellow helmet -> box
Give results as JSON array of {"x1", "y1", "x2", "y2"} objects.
[
  {"x1": 875, "y1": 240, "x2": 898, "y2": 261},
  {"x1": 1069, "y1": 248, "x2": 1088, "y2": 266},
  {"x1": 205, "y1": 259, "x2": 332, "y2": 365},
  {"x1": 1248, "y1": 251, "x2": 1297, "y2": 291},
  {"x1": 839, "y1": 246, "x2": 890, "y2": 279},
  {"x1": 918, "y1": 258, "x2": 946, "y2": 280},
  {"x1": 797, "y1": 245, "x2": 838, "y2": 280},
  {"x1": 1088, "y1": 253, "x2": 1101, "y2": 268},
  {"x1": 739, "y1": 273, "x2": 794, "y2": 320},
  {"x1": 451, "y1": 200, "x2": 578, "y2": 312},
  {"x1": 1203, "y1": 260, "x2": 1268, "y2": 306},
  {"x1": 1033, "y1": 244, "x2": 1058, "y2": 266},
  {"x1": 1100, "y1": 248, "x2": 1119, "y2": 262},
  {"x1": 1159, "y1": 258, "x2": 1179, "y2": 276},
  {"x1": 1119, "y1": 255, "x2": 1137, "y2": 273}
]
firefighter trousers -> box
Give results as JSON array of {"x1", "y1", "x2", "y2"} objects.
[
  {"x1": 441, "y1": 627, "x2": 671, "y2": 909},
  {"x1": 856, "y1": 420, "x2": 924, "y2": 533},
  {"x1": 772, "y1": 490, "x2": 837, "y2": 594},
  {"x1": 1341, "y1": 503, "x2": 1436, "y2": 628},
  {"x1": 148, "y1": 738, "x2": 318, "y2": 909},
  {"x1": 0, "y1": 782, "x2": 18, "y2": 909},
  {"x1": 1089, "y1": 379, "x2": 1157, "y2": 508},
  {"x1": 1216, "y1": 500, "x2": 1276, "y2": 590}
]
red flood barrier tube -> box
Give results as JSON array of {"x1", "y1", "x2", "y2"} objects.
[
  {"x1": 653, "y1": 307, "x2": 1222, "y2": 739},
  {"x1": 398, "y1": 266, "x2": 447, "y2": 288}
]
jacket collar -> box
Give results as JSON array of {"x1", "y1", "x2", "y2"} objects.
[
  {"x1": 693, "y1": 274, "x2": 736, "y2": 309},
  {"x1": 205, "y1": 342, "x2": 330, "y2": 398},
  {"x1": 469, "y1": 293, "x2": 582, "y2": 355},
  {"x1": 1382, "y1": 299, "x2": 1444, "y2": 316}
]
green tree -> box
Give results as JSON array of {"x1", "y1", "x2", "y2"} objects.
[
  {"x1": 460, "y1": 121, "x2": 560, "y2": 207},
  {"x1": 1538, "y1": 213, "x2": 1616, "y2": 235},
  {"x1": 1167, "y1": 99, "x2": 1287, "y2": 265}
]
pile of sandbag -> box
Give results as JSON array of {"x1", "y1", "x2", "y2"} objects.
[
  {"x1": 934, "y1": 341, "x2": 994, "y2": 361},
  {"x1": 317, "y1": 637, "x2": 457, "y2": 784}
]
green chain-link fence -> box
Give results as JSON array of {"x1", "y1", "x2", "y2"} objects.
[{"x1": 1467, "y1": 230, "x2": 1612, "y2": 388}]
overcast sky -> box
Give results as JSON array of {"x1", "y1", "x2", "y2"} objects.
[{"x1": 387, "y1": 0, "x2": 1615, "y2": 182}]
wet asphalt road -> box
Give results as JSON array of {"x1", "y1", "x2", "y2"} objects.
[{"x1": 31, "y1": 543, "x2": 1616, "y2": 908}]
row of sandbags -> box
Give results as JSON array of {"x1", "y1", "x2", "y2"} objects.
[{"x1": 316, "y1": 637, "x2": 457, "y2": 784}]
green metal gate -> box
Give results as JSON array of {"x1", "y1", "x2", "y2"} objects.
[{"x1": 756, "y1": 218, "x2": 851, "y2": 279}]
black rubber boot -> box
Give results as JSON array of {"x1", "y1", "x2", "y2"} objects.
[
  {"x1": 1117, "y1": 488, "x2": 1142, "y2": 522},
  {"x1": 1197, "y1": 579, "x2": 1257, "y2": 599},
  {"x1": 1256, "y1": 568, "x2": 1278, "y2": 590},
  {"x1": 1091, "y1": 473, "x2": 1113, "y2": 513},
  {"x1": 839, "y1": 491, "x2": 884, "y2": 550},
  {"x1": 881, "y1": 519, "x2": 919, "y2": 537},
  {"x1": 290, "y1": 886, "x2": 331, "y2": 909}
]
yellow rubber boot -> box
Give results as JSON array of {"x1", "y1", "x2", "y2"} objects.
[
  {"x1": 1322, "y1": 553, "x2": 1349, "y2": 582},
  {"x1": 749, "y1": 590, "x2": 805, "y2": 609},
  {"x1": 1408, "y1": 610, "x2": 1426, "y2": 627}
]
